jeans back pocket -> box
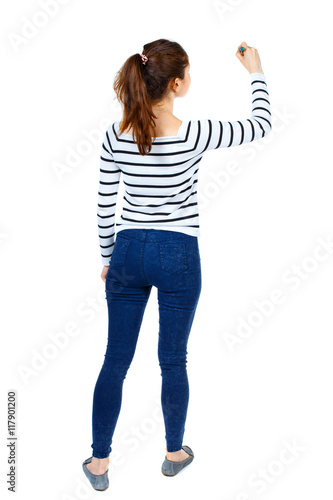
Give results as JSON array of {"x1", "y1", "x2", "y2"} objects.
[
  {"x1": 110, "y1": 236, "x2": 131, "y2": 266},
  {"x1": 159, "y1": 242, "x2": 188, "y2": 275}
]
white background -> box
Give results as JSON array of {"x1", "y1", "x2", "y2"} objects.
[{"x1": 1, "y1": 0, "x2": 333, "y2": 498}]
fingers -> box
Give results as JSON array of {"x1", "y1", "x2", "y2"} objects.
[
  {"x1": 101, "y1": 265, "x2": 109, "y2": 282},
  {"x1": 235, "y1": 49, "x2": 243, "y2": 61},
  {"x1": 235, "y1": 42, "x2": 247, "y2": 59},
  {"x1": 237, "y1": 41, "x2": 249, "y2": 51},
  {"x1": 235, "y1": 48, "x2": 246, "y2": 61},
  {"x1": 235, "y1": 41, "x2": 257, "y2": 64}
]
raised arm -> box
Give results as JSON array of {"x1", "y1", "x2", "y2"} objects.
[
  {"x1": 201, "y1": 71, "x2": 271, "y2": 151},
  {"x1": 97, "y1": 129, "x2": 121, "y2": 267},
  {"x1": 200, "y1": 42, "x2": 271, "y2": 151}
]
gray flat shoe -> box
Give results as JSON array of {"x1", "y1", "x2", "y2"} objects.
[
  {"x1": 82, "y1": 456, "x2": 109, "y2": 491},
  {"x1": 161, "y1": 445, "x2": 194, "y2": 476}
]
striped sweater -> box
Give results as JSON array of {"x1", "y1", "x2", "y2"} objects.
[{"x1": 97, "y1": 72, "x2": 271, "y2": 266}]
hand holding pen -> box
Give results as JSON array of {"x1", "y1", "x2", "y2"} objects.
[{"x1": 235, "y1": 42, "x2": 264, "y2": 74}]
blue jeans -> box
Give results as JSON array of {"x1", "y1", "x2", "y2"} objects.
[{"x1": 91, "y1": 228, "x2": 202, "y2": 458}]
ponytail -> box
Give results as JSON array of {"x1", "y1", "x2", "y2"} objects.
[{"x1": 113, "y1": 39, "x2": 189, "y2": 156}]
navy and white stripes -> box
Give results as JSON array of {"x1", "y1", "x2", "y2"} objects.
[{"x1": 97, "y1": 72, "x2": 271, "y2": 266}]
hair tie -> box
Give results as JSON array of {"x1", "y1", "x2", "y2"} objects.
[{"x1": 139, "y1": 53, "x2": 148, "y2": 65}]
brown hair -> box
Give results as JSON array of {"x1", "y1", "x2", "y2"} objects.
[{"x1": 113, "y1": 38, "x2": 189, "y2": 156}]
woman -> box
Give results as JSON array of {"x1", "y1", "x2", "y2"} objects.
[{"x1": 82, "y1": 38, "x2": 271, "y2": 490}]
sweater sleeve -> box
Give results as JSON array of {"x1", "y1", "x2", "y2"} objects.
[
  {"x1": 201, "y1": 72, "x2": 272, "y2": 151},
  {"x1": 97, "y1": 129, "x2": 121, "y2": 266}
]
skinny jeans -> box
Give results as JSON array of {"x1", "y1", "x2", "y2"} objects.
[{"x1": 91, "y1": 228, "x2": 202, "y2": 458}]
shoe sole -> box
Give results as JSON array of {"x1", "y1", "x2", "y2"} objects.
[{"x1": 161, "y1": 460, "x2": 194, "y2": 476}]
